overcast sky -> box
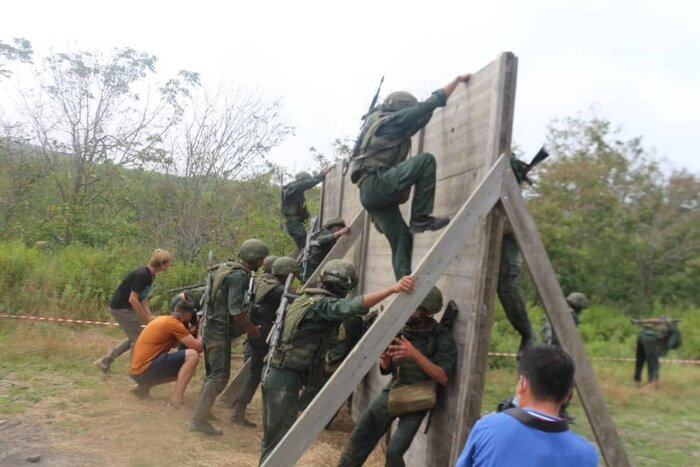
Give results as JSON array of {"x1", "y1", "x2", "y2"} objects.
[{"x1": 2, "y1": 0, "x2": 698, "y2": 174}]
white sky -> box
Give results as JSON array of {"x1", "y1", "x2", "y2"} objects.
[{"x1": 2, "y1": 0, "x2": 699, "y2": 173}]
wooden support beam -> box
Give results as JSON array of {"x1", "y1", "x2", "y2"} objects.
[
  {"x1": 260, "y1": 155, "x2": 507, "y2": 467},
  {"x1": 220, "y1": 210, "x2": 366, "y2": 405},
  {"x1": 500, "y1": 169, "x2": 631, "y2": 467}
]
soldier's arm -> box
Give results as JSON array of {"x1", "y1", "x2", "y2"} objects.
[
  {"x1": 442, "y1": 73, "x2": 471, "y2": 98},
  {"x1": 227, "y1": 271, "x2": 262, "y2": 338},
  {"x1": 361, "y1": 276, "x2": 414, "y2": 309},
  {"x1": 387, "y1": 336, "x2": 449, "y2": 386}
]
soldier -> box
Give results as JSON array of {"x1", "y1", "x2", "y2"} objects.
[
  {"x1": 231, "y1": 256, "x2": 298, "y2": 428},
  {"x1": 259, "y1": 260, "x2": 415, "y2": 463},
  {"x1": 262, "y1": 255, "x2": 281, "y2": 275},
  {"x1": 349, "y1": 74, "x2": 471, "y2": 279},
  {"x1": 540, "y1": 292, "x2": 590, "y2": 347},
  {"x1": 188, "y1": 239, "x2": 269, "y2": 436},
  {"x1": 299, "y1": 217, "x2": 351, "y2": 282},
  {"x1": 338, "y1": 287, "x2": 457, "y2": 467},
  {"x1": 281, "y1": 170, "x2": 329, "y2": 255},
  {"x1": 633, "y1": 318, "x2": 682, "y2": 385}
]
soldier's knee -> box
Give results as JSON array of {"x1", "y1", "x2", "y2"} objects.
[{"x1": 418, "y1": 152, "x2": 436, "y2": 169}]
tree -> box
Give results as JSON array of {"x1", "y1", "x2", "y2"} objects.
[
  {"x1": 0, "y1": 37, "x2": 32, "y2": 79},
  {"x1": 12, "y1": 47, "x2": 198, "y2": 244},
  {"x1": 530, "y1": 113, "x2": 700, "y2": 311}
]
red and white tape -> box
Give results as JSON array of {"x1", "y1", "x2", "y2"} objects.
[{"x1": 1, "y1": 313, "x2": 698, "y2": 365}]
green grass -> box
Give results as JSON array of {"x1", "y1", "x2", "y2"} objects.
[{"x1": 0, "y1": 320, "x2": 698, "y2": 466}]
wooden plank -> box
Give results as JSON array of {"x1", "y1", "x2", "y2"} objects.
[
  {"x1": 500, "y1": 169, "x2": 631, "y2": 467},
  {"x1": 302, "y1": 209, "x2": 366, "y2": 288},
  {"x1": 219, "y1": 358, "x2": 252, "y2": 406},
  {"x1": 446, "y1": 51, "x2": 519, "y2": 464},
  {"x1": 259, "y1": 155, "x2": 507, "y2": 467}
]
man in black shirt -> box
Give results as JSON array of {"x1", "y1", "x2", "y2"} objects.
[{"x1": 95, "y1": 249, "x2": 172, "y2": 374}]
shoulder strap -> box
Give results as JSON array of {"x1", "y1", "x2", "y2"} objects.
[{"x1": 503, "y1": 408, "x2": 569, "y2": 433}]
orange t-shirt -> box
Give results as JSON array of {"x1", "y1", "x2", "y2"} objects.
[{"x1": 129, "y1": 315, "x2": 190, "y2": 375}]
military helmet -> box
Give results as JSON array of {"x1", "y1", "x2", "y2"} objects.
[
  {"x1": 418, "y1": 286, "x2": 443, "y2": 315},
  {"x1": 295, "y1": 171, "x2": 312, "y2": 181},
  {"x1": 323, "y1": 217, "x2": 346, "y2": 230},
  {"x1": 272, "y1": 256, "x2": 298, "y2": 276},
  {"x1": 381, "y1": 91, "x2": 417, "y2": 112},
  {"x1": 320, "y1": 259, "x2": 358, "y2": 292},
  {"x1": 262, "y1": 255, "x2": 280, "y2": 274},
  {"x1": 238, "y1": 239, "x2": 269, "y2": 264},
  {"x1": 566, "y1": 292, "x2": 589, "y2": 310}
]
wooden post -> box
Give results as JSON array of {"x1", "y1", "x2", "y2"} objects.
[
  {"x1": 500, "y1": 169, "x2": 631, "y2": 467},
  {"x1": 260, "y1": 155, "x2": 507, "y2": 467}
]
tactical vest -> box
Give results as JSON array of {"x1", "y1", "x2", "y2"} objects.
[
  {"x1": 208, "y1": 261, "x2": 249, "y2": 322},
  {"x1": 281, "y1": 183, "x2": 311, "y2": 221},
  {"x1": 269, "y1": 288, "x2": 337, "y2": 373},
  {"x1": 251, "y1": 273, "x2": 282, "y2": 326},
  {"x1": 393, "y1": 319, "x2": 439, "y2": 386},
  {"x1": 350, "y1": 112, "x2": 412, "y2": 184}
]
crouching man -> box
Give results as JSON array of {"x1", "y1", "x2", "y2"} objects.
[
  {"x1": 338, "y1": 287, "x2": 457, "y2": 467},
  {"x1": 128, "y1": 301, "x2": 203, "y2": 405},
  {"x1": 456, "y1": 345, "x2": 597, "y2": 467}
]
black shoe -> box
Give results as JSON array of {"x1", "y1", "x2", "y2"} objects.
[
  {"x1": 409, "y1": 216, "x2": 450, "y2": 234},
  {"x1": 231, "y1": 411, "x2": 256, "y2": 428},
  {"x1": 516, "y1": 333, "x2": 537, "y2": 360},
  {"x1": 188, "y1": 420, "x2": 223, "y2": 436}
]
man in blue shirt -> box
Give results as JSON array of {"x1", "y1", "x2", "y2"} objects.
[{"x1": 456, "y1": 345, "x2": 598, "y2": 467}]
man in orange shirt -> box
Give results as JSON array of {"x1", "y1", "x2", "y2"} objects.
[{"x1": 129, "y1": 301, "x2": 203, "y2": 405}]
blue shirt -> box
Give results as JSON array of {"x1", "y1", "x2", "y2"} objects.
[{"x1": 456, "y1": 409, "x2": 598, "y2": 467}]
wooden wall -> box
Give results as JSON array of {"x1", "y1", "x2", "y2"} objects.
[{"x1": 319, "y1": 52, "x2": 518, "y2": 466}]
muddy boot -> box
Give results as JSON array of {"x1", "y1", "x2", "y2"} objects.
[
  {"x1": 230, "y1": 403, "x2": 256, "y2": 428},
  {"x1": 189, "y1": 383, "x2": 223, "y2": 436}
]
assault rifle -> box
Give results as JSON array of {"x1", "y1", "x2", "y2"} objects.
[
  {"x1": 262, "y1": 273, "x2": 297, "y2": 386},
  {"x1": 631, "y1": 318, "x2": 681, "y2": 325},
  {"x1": 199, "y1": 251, "x2": 216, "y2": 335},
  {"x1": 300, "y1": 215, "x2": 320, "y2": 282},
  {"x1": 167, "y1": 283, "x2": 205, "y2": 294},
  {"x1": 342, "y1": 76, "x2": 385, "y2": 176},
  {"x1": 511, "y1": 146, "x2": 550, "y2": 185},
  {"x1": 424, "y1": 299, "x2": 459, "y2": 434},
  {"x1": 243, "y1": 273, "x2": 257, "y2": 315}
]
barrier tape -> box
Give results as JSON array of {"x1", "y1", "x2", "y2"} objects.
[
  {"x1": 487, "y1": 351, "x2": 700, "y2": 366},
  {"x1": 2, "y1": 313, "x2": 699, "y2": 365}
]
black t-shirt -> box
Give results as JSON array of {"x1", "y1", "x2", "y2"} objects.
[{"x1": 109, "y1": 266, "x2": 154, "y2": 309}]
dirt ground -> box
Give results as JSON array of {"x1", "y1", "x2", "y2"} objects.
[{"x1": 0, "y1": 354, "x2": 385, "y2": 467}]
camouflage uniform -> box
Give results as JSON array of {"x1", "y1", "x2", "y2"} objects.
[
  {"x1": 350, "y1": 90, "x2": 448, "y2": 280},
  {"x1": 339, "y1": 288, "x2": 457, "y2": 467},
  {"x1": 299, "y1": 218, "x2": 346, "y2": 282},
  {"x1": 634, "y1": 320, "x2": 681, "y2": 383},
  {"x1": 282, "y1": 172, "x2": 325, "y2": 253},
  {"x1": 260, "y1": 260, "x2": 365, "y2": 463}
]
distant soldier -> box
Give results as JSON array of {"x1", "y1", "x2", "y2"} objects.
[
  {"x1": 95, "y1": 249, "x2": 172, "y2": 374},
  {"x1": 498, "y1": 151, "x2": 549, "y2": 357},
  {"x1": 298, "y1": 217, "x2": 351, "y2": 282},
  {"x1": 282, "y1": 170, "x2": 329, "y2": 255},
  {"x1": 259, "y1": 260, "x2": 414, "y2": 463},
  {"x1": 338, "y1": 287, "x2": 457, "y2": 467},
  {"x1": 541, "y1": 292, "x2": 590, "y2": 347},
  {"x1": 188, "y1": 239, "x2": 268, "y2": 436},
  {"x1": 633, "y1": 318, "x2": 682, "y2": 385},
  {"x1": 231, "y1": 256, "x2": 298, "y2": 428},
  {"x1": 349, "y1": 74, "x2": 471, "y2": 279}
]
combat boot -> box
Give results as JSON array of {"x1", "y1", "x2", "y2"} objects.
[
  {"x1": 409, "y1": 215, "x2": 450, "y2": 233},
  {"x1": 189, "y1": 382, "x2": 224, "y2": 436},
  {"x1": 230, "y1": 404, "x2": 256, "y2": 428}
]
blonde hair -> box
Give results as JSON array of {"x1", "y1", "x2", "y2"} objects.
[{"x1": 149, "y1": 249, "x2": 173, "y2": 268}]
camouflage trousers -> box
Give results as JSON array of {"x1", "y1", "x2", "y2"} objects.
[
  {"x1": 236, "y1": 338, "x2": 268, "y2": 410},
  {"x1": 635, "y1": 331, "x2": 660, "y2": 382},
  {"x1": 338, "y1": 388, "x2": 428, "y2": 467},
  {"x1": 285, "y1": 219, "x2": 307, "y2": 255},
  {"x1": 359, "y1": 153, "x2": 437, "y2": 280},
  {"x1": 191, "y1": 335, "x2": 230, "y2": 423},
  {"x1": 260, "y1": 367, "x2": 303, "y2": 463},
  {"x1": 497, "y1": 234, "x2": 533, "y2": 339}
]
